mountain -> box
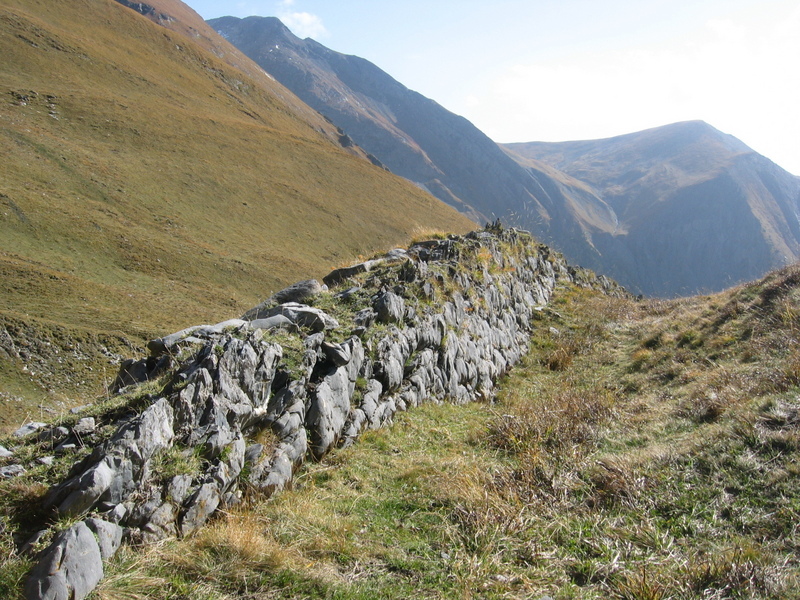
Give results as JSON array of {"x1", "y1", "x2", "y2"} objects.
[
  {"x1": 504, "y1": 121, "x2": 800, "y2": 296},
  {"x1": 207, "y1": 17, "x2": 800, "y2": 298},
  {"x1": 206, "y1": 16, "x2": 607, "y2": 242},
  {"x1": 0, "y1": 0, "x2": 473, "y2": 416}
]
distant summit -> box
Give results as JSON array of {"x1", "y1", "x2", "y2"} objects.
[
  {"x1": 505, "y1": 121, "x2": 800, "y2": 296},
  {"x1": 210, "y1": 17, "x2": 800, "y2": 297}
]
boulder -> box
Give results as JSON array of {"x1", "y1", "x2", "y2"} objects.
[
  {"x1": 24, "y1": 521, "x2": 103, "y2": 600},
  {"x1": 14, "y1": 422, "x2": 47, "y2": 438},
  {"x1": 84, "y1": 518, "x2": 123, "y2": 561},
  {"x1": 374, "y1": 291, "x2": 405, "y2": 324}
]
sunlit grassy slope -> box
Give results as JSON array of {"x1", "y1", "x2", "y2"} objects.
[
  {"x1": 36, "y1": 263, "x2": 797, "y2": 599},
  {"x1": 0, "y1": 0, "x2": 473, "y2": 413}
]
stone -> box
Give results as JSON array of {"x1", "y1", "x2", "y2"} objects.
[
  {"x1": 0, "y1": 444, "x2": 13, "y2": 458},
  {"x1": 270, "y1": 279, "x2": 323, "y2": 306},
  {"x1": 37, "y1": 456, "x2": 55, "y2": 466},
  {"x1": 0, "y1": 464, "x2": 25, "y2": 478},
  {"x1": 57, "y1": 460, "x2": 115, "y2": 517},
  {"x1": 353, "y1": 308, "x2": 376, "y2": 328},
  {"x1": 14, "y1": 422, "x2": 47, "y2": 438},
  {"x1": 84, "y1": 518, "x2": 123, "y2": 560},
  {"x1": 321, "y1": 341, "x2": 352, "y2": 367},
  {"x1": 374, "y1": 291, "x2": 405, "y2": 324},
  {"x1": 167, "y1": 474, "x2": 194, "y2": 505},
  {"x1": 73, "y1": 417, "x2": 96, "y2": 435},
  {"x1": 244, "y1": 443, "x2": 264, "y2": 465},
  {"x1": 248, "y1": 315, "x2": 298, "y2": 332},
  {"x1": 323, "y1": 262, "x2": 369, "y2": 287},
  {"x1": 24, "y1": 521, "x2": 103, "y2": 600},
  {"x1": 251, "y1": 303, "x2": 338, "y2": 332},
  {"x1": 181, "y1": 482, "x2": 221, "y2": 537},
  {"x1": 306, "y1": 366, "x2": 351, "y2": 459}
]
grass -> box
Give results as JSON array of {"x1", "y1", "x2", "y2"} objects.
[
  {"x1": 20, "y1": 264, "x2": 785, "y2": 599},
  {"x1": 0, "y1": 0, "x2": 474, "y2": 427}
]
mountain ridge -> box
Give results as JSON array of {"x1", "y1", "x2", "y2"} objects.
[
  {"x1": 210, "y1": 17, "x2": 800, "y2": 298},
  {"x1": 505, "y1": 121, "x2": 800, "y2": 296}
]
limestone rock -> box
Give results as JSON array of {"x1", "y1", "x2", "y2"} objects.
[
  {"x1": 84, "y1": 518, "x2": 123, "y2": 561},
  {"x1": 24, "y1": 521, "x2": 103, "y2": 600},
  {"x1": 374, "y1": 291, "x2": 405, "y2": 324},
  {"x1": 14, "y1": 422, "x2": 47, "y2": 438},
  {"x1": 0, "y1": 464, "x2": 25, "y2": 478}
]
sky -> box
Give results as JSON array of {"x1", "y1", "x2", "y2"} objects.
[{"x1": 187, "y1": 0, "x2": 800, "y2": 175}]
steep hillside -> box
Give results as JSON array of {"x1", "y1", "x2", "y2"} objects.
[
  {"x1": 0, "y1": 0, "x2": 473, "y2": 415},
  {"x1": 505, "y1": 121, "x2": 800, "y2": 296},
  {"x1": 206, "y1": 17, "x2": 612, "y2": 249}
]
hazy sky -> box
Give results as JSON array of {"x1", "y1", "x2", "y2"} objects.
[{"x1": 188, "y1": 0, "x2": 800, "y2": 175}]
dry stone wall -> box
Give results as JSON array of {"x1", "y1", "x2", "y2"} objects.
[{"x1": 23, "y1": 227, "x2": 623, "y2": 599}]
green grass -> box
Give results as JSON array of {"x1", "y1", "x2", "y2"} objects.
[
  {"x1": 0, "y1": 0, "x2": 474, "y2": 425},
  {"x1": 36, "y1": 265, "x2": 790, "y2": 599}
]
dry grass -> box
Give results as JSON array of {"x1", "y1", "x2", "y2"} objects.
[
  {"x1": 8, "y1": 260, "x2": 800, "y2": 598},
  {"x1": 0, "y1": 0, "x2": 474, "y2": 418}
]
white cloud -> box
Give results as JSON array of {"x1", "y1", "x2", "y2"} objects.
[
  {"x1": 280, "y1": 11, "x2": 327, "y2": 39},
  {"x1": 458, "y1": 1, "x2": 800, "y2": 174}
]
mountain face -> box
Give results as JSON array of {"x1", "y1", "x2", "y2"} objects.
[
  {"x1": 207, "y1": 16, "x2": 601, "y2": 237},
  {"x1": 505, "y1": 121, "x2": 800, "y2": 296},
  {"x1": 0, "y1": 0, "x2": 473, "y2": 410},
  {"x1": 208, "y1": 17, "x2": 800, "y2": 298}
]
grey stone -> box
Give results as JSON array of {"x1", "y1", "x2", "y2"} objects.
[
  {"x1": 374, "y1": 291, "x2": 405, "y2": 324},
  {"x1": 167, "y1": 474, "x2": 194, "y2": 505},
  {"x1": 37, "y1": 456, "x2": 55, "y2": 466},
  {"x1": 57, "y1": 460, "x2": 115, "y2": 517},
  {"x1": 251, "y1": 303, "x2": 338, "y2": 332},
  {"x1": 181, "y1": 482, "x2": 221, "y2": 537},
  {"x1": 0, "y1": 444, "x2": 13, "y2": 458},
  {"x1": 245, "y1": 443, "x2": 264, "y2": 465},
  {"x1": 353, "y1": 308, "x2": 376, "y2": 328},
  {"x1": 323, "y1": 262, "x2": 369, "y2": 287},
  {"x1": 306, "y1": 366, "x2": 351, "y2": 459},
  {"x1": 0, "y1": 464, "x2": 25, "y2": 478},
  {"x1": 73, "y1": 417, "x2": 96, "y2": 435},
  {"x1": 14, "y1": 421, "x2": 47, "y2": 438},
  {"x1": 321, "y1": 341, "x2": 352, "y2": 367},
  {"x1": 270, "y1": 279, "x2": 323, "y2": 306},
  {"x1": 70, "y1": 405, "x2": 90, "y2": 414},
  {"x1": 25, "y1": 521, "x2": 103, "y2": 600},
  {"x1": 248, "y1": 315, "x2": 298, "y2": 332},
  {"x1": 85, "y1": 518, "x2": 123, "y2": 560}
]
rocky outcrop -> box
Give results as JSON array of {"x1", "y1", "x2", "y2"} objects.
[{"x1": 23, "y1": 227, "x2": 625, "y2": 599}]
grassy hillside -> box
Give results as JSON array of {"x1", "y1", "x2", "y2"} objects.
[
  {"x1": 0, "y1": 0, "x2": 473, "y2": 419},
  {"x1": 4, "y1": 260, "x2": 799, "y2": 598}
]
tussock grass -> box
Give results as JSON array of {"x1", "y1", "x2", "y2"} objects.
[{"x1": 9, "y1": 265, "x2": 800, "y2": 598}]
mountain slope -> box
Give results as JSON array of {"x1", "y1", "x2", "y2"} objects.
[
  {"x1": 207, "y1": 17, "x2": 800, "y2": 299},
  {"x1": 505, "y1": 121, "x2": 800, "y2": 296},
  {"x1": 0, "y1": 0, "x2": 473, "y2": 412},
  {"x1": 207, "y1": 16, "x2": 613, "y2": 242}
]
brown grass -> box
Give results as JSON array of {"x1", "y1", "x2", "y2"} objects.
[{"x1": 0, "y1": 0, "x2": 474, "y2": 415}]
